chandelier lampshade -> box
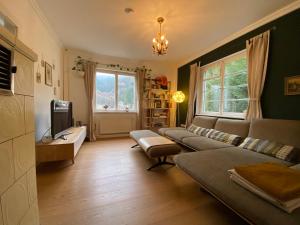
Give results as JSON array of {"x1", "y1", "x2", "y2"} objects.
[{"x1": 152, "y1": 17, "x2": 168, "y2": 56}]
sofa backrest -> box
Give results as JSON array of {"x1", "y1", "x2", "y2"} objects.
[
  {"x1": 249, "y1": 119, "x2": 300, "y2": 148},
  {"x1": 192, "y1": 116, "x2": 217, "y2": 129},
  {"x1": 214, "y1": 118, "x2": 250, "y2": 138}
]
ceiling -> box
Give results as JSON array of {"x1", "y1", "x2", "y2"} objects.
[{"x1": 36, "y1": 0, "x2": 296, "y2": 62}]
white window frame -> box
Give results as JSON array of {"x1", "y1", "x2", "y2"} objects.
[
  {"x1": 197, "y1": 50, "x2": 248, "y2": 119},
  {"x1": 94, "y1": 69, "x2": 137, "y2": 113}
]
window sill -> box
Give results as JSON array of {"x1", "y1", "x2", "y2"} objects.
[
  {"x1": 94, "y1": 111, "x2": 137, "y2": 114},
  {"x1": 197, "y1": 112, "x2": 246, "y2": 120}
]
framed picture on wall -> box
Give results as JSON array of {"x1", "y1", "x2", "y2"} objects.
[
  {"x1": 45, "y1": 62, "x2": 53, "y2": 86},
  {"x1": 285, "y1": 75, "x2": 300, "y2": 95}
]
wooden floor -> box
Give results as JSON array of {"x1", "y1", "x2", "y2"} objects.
[{"x1": 37, "y1": 138, "x2": 247, "y2": 225}]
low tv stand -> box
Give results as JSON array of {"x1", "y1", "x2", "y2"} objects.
[
  {"x1": 36, "y1": 126, "x2": 87, "y2": 164},
  {"x1": 57, "y1": 132, "x2": 72, "y2": 140}
]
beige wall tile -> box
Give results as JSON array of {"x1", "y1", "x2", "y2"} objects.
[
  {"x1": 1, "y1": 175, "x2": 29, "y2": 225},
  {"x1": 14, "y1": 51, "x2": 34, "y2": 96},
  {"x1": 25, "y1": 97, "x2": 35, "y2": 133},
  {"x1": 19, "y1": 202, "x2": 39, "y2": 225},
  {"x1": 13, "y1": 133, "x2": 35, "y2": 179},
  {"x1": 26, "y1": 167, "x2": 37, "y2": 206},
  {"x1": 0, "y1": 95, "x2": 25, "y2": 143},
  {"x1": 0, "y1": 141, "x2": 14, "y2": 195}
]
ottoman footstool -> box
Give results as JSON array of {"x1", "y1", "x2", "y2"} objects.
[{"x1": 130, "y1": 130, "x2": 181, "y2": 170}]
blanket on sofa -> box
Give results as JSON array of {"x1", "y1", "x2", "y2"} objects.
[
  {"x1": 234, "y1": 163, "x2": 300, "y2": 201},
  {"x1": 228, "y1": 168, "x2": 300, "y2": 213}
]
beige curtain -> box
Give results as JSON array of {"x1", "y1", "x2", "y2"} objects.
[
  {"x1": 136, "y1": 68, "x2": 146, "y2": 129},
  {"x1": 84, "y1": 61, "x2": 97, "y2": 141},
  {"x1": 246, "y1": 30, "x2": 270, "y2": 120},
  {"x1": 185, "y1": 63, "x2": 200, "y2": 127}
]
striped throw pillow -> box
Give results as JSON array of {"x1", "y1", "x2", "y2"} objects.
[
  {"x1": 187, "y1": 124, "x2": 210, "y2": 136},
  {"x1": 206, "y1": 129, "x2": 242, "y2": 146},
  {"x1": 239, "y1": 137, "x2": 299, "y2": 162}
]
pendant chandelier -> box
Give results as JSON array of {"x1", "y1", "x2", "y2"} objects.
[{"x1": 152, "y1": 17, "x2": 168, "y2": 56}]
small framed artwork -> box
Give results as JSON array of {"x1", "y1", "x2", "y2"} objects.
[
  {"x1": 45, "y1": 62, "x2": 53, "y2": 86},
  {"x1": 36, "y1": 72, "x2": 41, "y2": 83},
  {"x1": 285, "y1": 75, "x2": 300, "y2": 95}
]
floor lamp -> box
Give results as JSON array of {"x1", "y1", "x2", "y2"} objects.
[{"x1": 172, "y1": 91, "x2": 185, "y2": 127}]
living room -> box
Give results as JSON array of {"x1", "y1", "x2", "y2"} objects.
[{"x1": 0, "y1": 0, "x2": 299, "y2": 225}]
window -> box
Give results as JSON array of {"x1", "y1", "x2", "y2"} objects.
[
  {"x1": 95, "y1": 71, "x2": 136, "y2": 112},
  {"x1": 199, "y1": 51, "x2": 248, "y2": 118}
]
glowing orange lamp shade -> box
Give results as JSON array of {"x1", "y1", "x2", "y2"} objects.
[{"x1": 172, "y1": 91, "x2": 185, "y2": 103}]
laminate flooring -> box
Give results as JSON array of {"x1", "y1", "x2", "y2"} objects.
[{"x1": 37, "y1": 138, "x2": 247, "y2": 225}]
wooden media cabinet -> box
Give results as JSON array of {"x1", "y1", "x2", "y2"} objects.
[{"x1": 36, "y1": 126, "x2": 87, "y2": 164}]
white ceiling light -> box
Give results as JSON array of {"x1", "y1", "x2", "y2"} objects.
[{"x1": 124, "y1": 8, "x2": 134, "y2": 14}]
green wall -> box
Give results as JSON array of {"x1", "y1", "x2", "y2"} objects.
[{"x1": 177, "y1": 9, "x2": 300, "y2": 125}]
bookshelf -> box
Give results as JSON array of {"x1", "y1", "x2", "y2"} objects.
[{"x1": 143, "y1": 77, "x2": 172, "y2": 130}]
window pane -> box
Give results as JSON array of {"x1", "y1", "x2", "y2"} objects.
[
  {"x1": 203, "y1": 100, "x2": 220, "y2": 112},
  {"x1": 223, "y1": 55, "x2": 248, "y2": 113},
  {"x1": 224, "y1": 57, "x2": 247, "y2": 76},
  {"x1": 224, "y1": 99, "x2": 248, "y2": 113},
  {"x1": 224, "y1": 85, "x2": 248, "y2": 100},
  {"x1": 224, "y1": 72, "x2": 247, "y2": 87},
  {"x1": 96, "y1": 72, "x2": 115, "y2": 110},
  {"x1": 118, "y1": 75, "x2": 136, "y2": 110},
  {"x1": 203, "y1": 65, "x2": 220, "y2": 80},
  {"x1": 202, "y1": 78, "x2": 221, "y2": 112}
]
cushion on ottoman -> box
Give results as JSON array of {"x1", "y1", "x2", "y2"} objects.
[
  {"x1": 139, "y1": 137, "x2": 181, "y2": 158},
  {"x1": 130, "y1": 130, "x2": 159, "y2": 142}
]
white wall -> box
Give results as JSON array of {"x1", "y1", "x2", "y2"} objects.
[
  {"x1": 64, "y1": 48, "x2": 178, "y2": 134},
  {"x1": 0, "y1": 0, "x2": 63, "y2": 141}
]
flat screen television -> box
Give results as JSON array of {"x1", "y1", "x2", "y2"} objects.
[{"x1": 51, "y1": 100, "x2": 73, "y2": 139}]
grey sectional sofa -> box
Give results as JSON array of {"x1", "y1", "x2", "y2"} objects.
[{"x1": 158, "y1": 116, "x2": 300, "y2": 225}]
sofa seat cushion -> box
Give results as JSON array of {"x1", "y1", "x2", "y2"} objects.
[
  {"x1": 165, "y1": 130, "x2": 198, "y2": 142},
  {"x1": 182, "y1": 136, "x2": 232, "y2": 151},
  {"x1": 239, "y1": 137, "x2": 300, "y2": 163},
  {"x1": 192, "y1": 116, "x2": 217, "y2": 128},
  {"x1": 174, "y1": 148, "x2": 299, "y2": 225},
  {"x1": 158, "y1": 127, "x2": 185, "y2": 136},
  {"x1": 214, "y1": 118, "x2": 250, "y2": 138},
  {"x1": 248, "y1": 119, "x2": 300, "y2": 149}
]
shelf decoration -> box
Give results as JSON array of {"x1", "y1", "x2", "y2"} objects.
[
  {"x1": 72, "y1": 56, "x2": 152, "y2": 76},
  {"x1": 45, "y1": 62, "x2": 53, "y2": 86}
]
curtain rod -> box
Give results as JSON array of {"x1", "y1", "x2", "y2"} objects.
[{"x1": 195, "y1": 26, "x2": 277, "y2": 67}]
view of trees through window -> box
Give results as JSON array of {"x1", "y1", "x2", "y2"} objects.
[
  {"x1": 201, "y1": 52, "x2": 248, "y2": 116},
  {"x1": 224, "y1": 57, "x2": 248, "y2": 113},
  {"x1": 96, "y1": 72, "x2": 136, "y2": 111},
  {"x1": 118, "y1": 75, "x2": 135, "y2": 110},
  {"x1": 96, "y1": 72, "x2": 115, "y2": 110}
]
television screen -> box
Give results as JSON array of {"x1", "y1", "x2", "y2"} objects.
[{"x1": 51, "y1": 100, "x2": 73, "y2": 139}]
